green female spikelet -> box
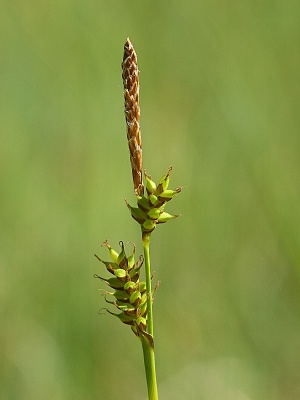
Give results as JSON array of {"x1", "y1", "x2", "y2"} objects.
[
  {"x1": 94, "y1": 240, "x2": 152, "y2": 340},
  {"x1": 126, "y1": 167, "x2": 182, "y2": 235}
]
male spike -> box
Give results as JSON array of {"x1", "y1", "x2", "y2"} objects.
[{"x1": 122, "y1": 38, "x2": 144, "y2": 196}]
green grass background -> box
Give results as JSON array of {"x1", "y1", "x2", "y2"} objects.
[{"x1": 1, "y1": 1, "x2": 300, "y2": 399}]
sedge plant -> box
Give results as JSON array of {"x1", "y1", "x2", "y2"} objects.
[{"x1": 94, "y1": 38, "x2": 182, "y2": 400}]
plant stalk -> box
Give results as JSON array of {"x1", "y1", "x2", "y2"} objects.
[
  {"x1": 141, "y1": 232, "x2": 158, "y2": 400},
  {"x1": 143, "y1": 232, "x2": 154, "y2": 336}
]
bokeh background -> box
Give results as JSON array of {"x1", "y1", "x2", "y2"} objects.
[{"x1": 1, "y1": 1, "x2": 300, "y2": 399}]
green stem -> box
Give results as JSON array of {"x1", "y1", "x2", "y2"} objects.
[
  {"x1": 143, "y1": 233, "x2": 154, "y2": 336},
  {"x1": 141, "y1": 232, "x2": 159, "y2": 400},
  {"x1": 141, "y1": 334, "x2": 158, "y2": 400}
]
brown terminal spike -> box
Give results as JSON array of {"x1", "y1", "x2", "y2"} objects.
[{"x1": 122, "y1": 38, "x2": 144, "y2": 196}]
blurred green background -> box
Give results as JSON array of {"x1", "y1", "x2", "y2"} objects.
[{"x1": 1, "y1": 1, "x2": 300, "y2": 399}]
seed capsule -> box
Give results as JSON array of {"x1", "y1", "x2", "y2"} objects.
[
  {"x1": 117, "y1": 241, "x2": 128, "y2": 269},
  {"x1": 138, "y1": 281, "x2": 147, "y2": 293},
  {"x1": 130, "y1": 290, "x2": 142, "y2": 306},
  {"x1": 157, "y1": 212, "x2": 179, "y2": 224},
  {"x1": 124, "y1": 281, "x2": 136, "y2": 292},
  {"x1": 102, "y1": 240, "x2": 119, "y2": 263},
  {"x1": 143, "y1": 219, "x2": 156, "y2": 232},
  {"x1": 144, "y1": 172, "x2": 157, "y2": 195},
  {"x1": 157, "y1": 166, "x2": 172, "y2": 194},
  {"x1": 136, "y1": 316, "x2": 147, "y2": 330},
  {"x1": 127, "y1": 244, "x2": 136, "y2": 269},
  {"x1": 158, "y1": 189, "x2": 178, "y2": 200},
  {"x1": 126, "y1": 202, "x2": 147, "y2": 224},
  {"x1": 147, "y1": 208, "x2": 161, "y2": 220},
  {"x1": 116, "y1": 302, "x2": 136, "y2": 316},
  {"x1": 148, "y1": 194, "x2": 158, "y2": 206},
  {"x1": 137, "y1": 195, "x2": 151, "y2": 211},
  {"x1": 114, "y1": 269, "x2": 127, "y2": 279},
  {"x1": 139, "y1": 301, "x2": 147, "y2": 317}
]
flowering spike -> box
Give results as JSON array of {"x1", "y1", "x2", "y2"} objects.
[
  {"x1": 94, "y1": 241, "x2": 150, "y2": 340},
  {"x1": 125, "y1": 167, "x2": 182, "y2": 234},
  {"x1": 122, "y1": 38, "x2": 144, "y2": 196}
]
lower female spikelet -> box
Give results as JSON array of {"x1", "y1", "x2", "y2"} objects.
[{"x1": 94, "y1": 240, "x2": 148, "y2": 338}]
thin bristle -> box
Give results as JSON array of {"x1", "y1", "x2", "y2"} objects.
[{"x1": 122, "y1": 38, "x2": 144, "y2": 196}]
